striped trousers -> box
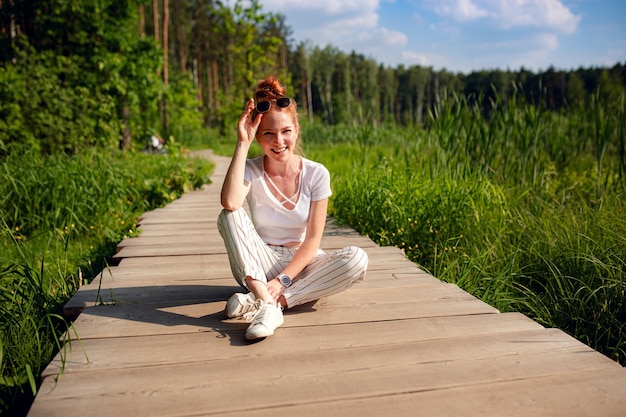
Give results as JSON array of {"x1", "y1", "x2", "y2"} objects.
[{"x1": 217, "y1": 208, "x2": 368, "y2": 308}]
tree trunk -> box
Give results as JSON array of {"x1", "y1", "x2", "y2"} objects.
[
  {"x1": 212, "y1": 59, "x2": 221, "y2": 126},
  {"x1": 344, "y1": 60, "x2": 351, "y2": 123},
  {"x1": 202, "y1": 24, "x2": 214, "y2": 126},
  {"x1": 138, "y1": 4, "x2": 145, "y2": 37},
  {"x1": 119, "y1": 105, "x2": 132, "y2": 150},
  {"x1": 300, "y1": 76, "x2": 306, "y2": 115},
  {"x1": 175, "y1": 2, "x2": 187, "y2": 74},
  {"x1": 323, "y1": 75, "x2": 334, "y2": 124},
  {"x1": 306, "y1": 73, "x2": 313, "y2": 124},
  {"x1": 152, "y1": 0, "x2": 159, "y2": 42},
  {"x1": 195, "y1": 57, "x2": 202, "y2": 104},
  {"x1": 177, "y1": 25, "x2": 187, "y2": 74},
  {"x1": 206, "y1": 58, "x2": 214, "y2": 125},
  {"x1": 162, "y1": 0, "x2": 169, "y2": 134}
]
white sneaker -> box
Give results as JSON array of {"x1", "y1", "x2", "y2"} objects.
[
  {"x1": 245, "y1": 301, "x2": 284, "y2": 340},
  {"x1": 225, "y1": 293, "x2": 257, "y2": 318}
]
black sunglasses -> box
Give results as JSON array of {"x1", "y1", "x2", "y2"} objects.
[{"x1": 255, "y1": 97, "x2": 291, "y2": 113}]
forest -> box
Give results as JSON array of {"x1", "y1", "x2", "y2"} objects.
[
  {"x1": 1, "y1": 0, "x2": 624, "y2": 154},
  {"x1": 1, "y1": 0, "x2": 625, "y2": 415}
]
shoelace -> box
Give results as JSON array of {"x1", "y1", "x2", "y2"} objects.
[
  {"x1": 243, "y1": 300, "x2": 265, "y2": 322},
  {"x1": 239, "y1": 297, "x2": 258, "y2": 316},
  {"x1": 244, "y1": 300, "x2": 280, "y2": 323}
]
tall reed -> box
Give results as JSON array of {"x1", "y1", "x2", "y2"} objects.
[{"x1": 304, "y1": 89, "x2": 626, "y2": 365}]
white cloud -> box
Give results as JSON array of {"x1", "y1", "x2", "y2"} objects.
[
  {"x1": 402, "y1": 51, "x2": 432, "y2": 66},
  {"x1": 358, "y1": 27, "x2": 408, "y2": 47},
  {"x1": 494, "y1": 0, "x2": 581, "y2": 33},
  {"x1": 429, "y1": 0, "x2": 581, "y2": 33},
  {"x1": 260, "y1": 0, "x2": 379, "y2": 15},
  {"x1": 323, "y1": 11, "x2": 379, "y2": 33},
  {"x1": 435, "y1": 0, "x2": 488, "y2": 21},
  {"x1": 535, "y1": 32, "x2": 559, "y2": 51},
  {"x1": 259, "y1": 0, "x2": 412, "y2": 65}
]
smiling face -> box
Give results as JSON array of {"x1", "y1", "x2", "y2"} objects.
[{"x1": 256, "y1": 109, "x2": 299, "y2": 163}]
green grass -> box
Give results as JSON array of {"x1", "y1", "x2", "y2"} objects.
[
  {"x1": 302, "y1": 91, "x2": 626, "y2": 366},
  {"x1": 0, "y1": 144, "x2": 214, "y2": 414}
]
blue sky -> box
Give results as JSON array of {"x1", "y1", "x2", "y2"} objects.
[{"x1": 258, "y1": 0, "x2": 626, "y2": 74}]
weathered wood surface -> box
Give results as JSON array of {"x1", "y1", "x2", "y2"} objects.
[{"x1": 28, "y1": 151, "x2": 626, "y2": 417}]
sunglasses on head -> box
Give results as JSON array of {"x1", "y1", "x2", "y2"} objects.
[{"x1": 255, "y1": 97, "x2": 291, "y2": 113}]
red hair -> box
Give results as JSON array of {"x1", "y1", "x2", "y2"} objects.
[
  {"x1": 255, "y1": 75, "x2": 286, "y2": 98},
  {"x1": 254, "y1": 75, "x2": 299, "y2": 125}
]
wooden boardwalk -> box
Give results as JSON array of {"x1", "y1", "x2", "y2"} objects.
[{"x1": 29, "y1": 152, "x2": 626, "y2": 417}]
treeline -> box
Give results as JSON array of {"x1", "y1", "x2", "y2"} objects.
[
  {"x1": 1, "y1": 0, "x2": 625, "y2": 154},
  {"x1": 135, "y1": 0, "x2": 626, "y2": 127}
]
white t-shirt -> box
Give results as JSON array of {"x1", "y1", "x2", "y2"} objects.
[{"x1": 244, "y1": 156, "x2": 332, "y2": 245}]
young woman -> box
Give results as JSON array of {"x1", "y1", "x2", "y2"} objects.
[{"x1": 217, "y1": 75, "x2": 369, "y2": 341}]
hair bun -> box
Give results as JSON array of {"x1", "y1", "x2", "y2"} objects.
[{"x1": 256, "y1": 75, "x2": 285, "y2": 97}]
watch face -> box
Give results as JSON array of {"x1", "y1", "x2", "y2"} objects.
[{"x1": 280, "y1": 274, "x2": 291, "y2": 287}]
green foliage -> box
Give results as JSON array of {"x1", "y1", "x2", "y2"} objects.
[
  {"x1": 167, "y1": 75, "x2": 205, "y2": 144},
  {"x1": 305, "y1": 91, "x2": 626, "y2": 366},
  {"x1": 328, "y1": 157, "x2": 479, "y2": 268},
  {"x1": 203, "y1": 0, "x2": 291, "y2": 133},
  {"x1": 0, "y1": 44, "x2": 119, "y2": 154},
  {"x1": 0, "y1": 1, "x2": 165, "y2": 154},
  {"x1": 506, "y1": 199, "x2": 626, "y2": 363},
  {"x1": 0, "y1": 241, "x2": 76, "y2": 413}
]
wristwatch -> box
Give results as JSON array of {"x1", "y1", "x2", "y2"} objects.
[{"x1": 277, "y1": 274, "x2": 292, "y2": 288}]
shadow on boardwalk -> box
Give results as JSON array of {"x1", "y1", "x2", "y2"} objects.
[{"x1": 28, "y1": 150, "x2": 626, "y2": 417}]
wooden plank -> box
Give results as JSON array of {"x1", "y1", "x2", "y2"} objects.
[
  {"x1": 137, "y1": 213, "x2": 220, "y2": 226},
  {"x1": 119, "y1": 232, "x2": 378, "y2": 250},
  {"x1": 216, "y1": 368, "x2": 626, "y2": 417},
  {"x1": 353, "y1": 271, "x2": 445, "y2": 288},
  {"x1": 66, "y1": 271, "x2": 449, "y2": 318},
  {"x1": 81, "y1": 272, "x2": 234, "y2": 287},
  {"x1": 110, "y1": 248, "x2": 413, "y2": 268},
  {"x1": 129, "y1": 219, "x2": 379, "y2": 248},
  {"x1": 116, "y1": 254, "x2": 226, "y2": 267},
  {"x1": 321, "y1": 234, "x2": 378, "y2": 248},
  {"x1": 30, "y1": 330, "x2": 620, "y2": 417},
  {"x1": 140, "y1": 204, "x2": 218, "y2": 213},
  {"x1": 64, "y1": 281, "x2": 239, "y2": 313},
  {"x1": 67, "y1": 271, "x2": 442, "y2": 320},
  {"x1": 134, "y1": 224, "x2": 218, "y2": 237},
  {"x1": 95, "y1": 260, "x2": 426, "y2": 290},
  {"x1": 137, "y1": 216, "x2": 217, "y2": 225},
  {"x1": 62, "y1": 292, "x2": 498, "y2": 340},
  {"x1": 112, "y1": 241, "x2": 226, "y2": 258},
  {"x1": 77, "y1": 271, "x2": 438, "y2": 294},
  {"x1": 316, "y1": 282, "x2": 477, "y2": 305},
  {"x1": 108, "y1": 254, "x2": 424, "y2": 281},
  {"x1": 89, "y1": 259, "x2": 233, "y2": 277},
  {"x1": 43, "y1": 312, "x2": 543, "y2": 377},
  {"x1": 117, "y1": 234, "x2": 220, "y2": 248},
  {"x1": 112, "y1": 235, "x2": 388, "y2": 258},
  {"x1": 64, "y1": 280, "x2": 471, "y2": 313}
]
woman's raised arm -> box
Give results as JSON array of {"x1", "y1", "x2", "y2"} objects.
[{"x1": 220, "y1": 98, "x2": 262, "y2": 210}]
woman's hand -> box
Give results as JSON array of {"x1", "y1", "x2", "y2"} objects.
[
  {"x1": 237, "y1": 98, "x2": 263, "y2": 146},
  {"x1": 267, "y1": 277, "x2": 285, "y2": 303}
]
